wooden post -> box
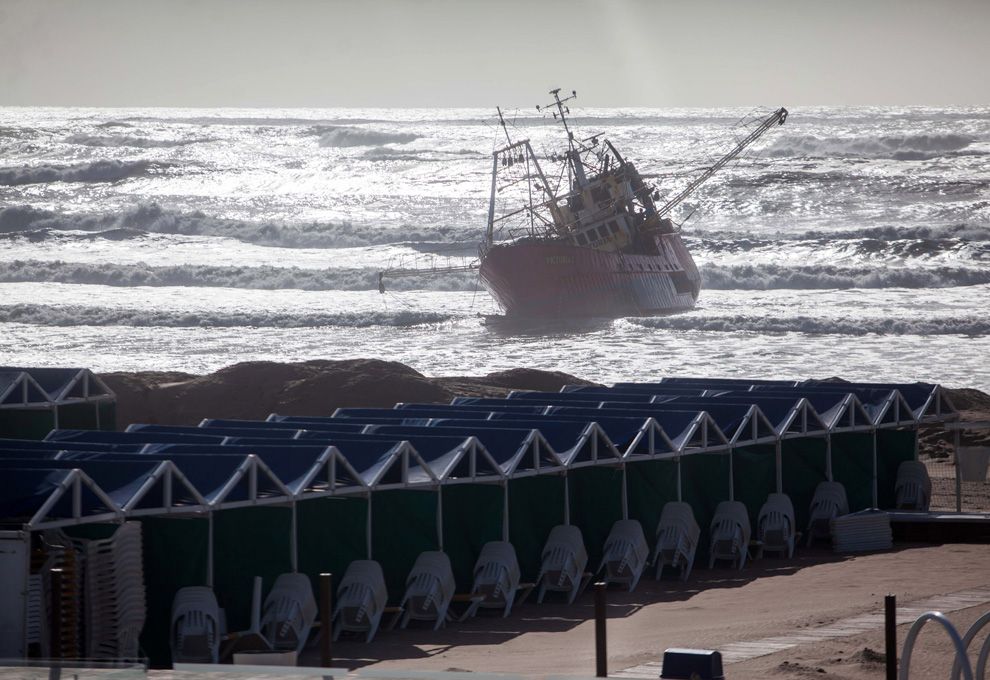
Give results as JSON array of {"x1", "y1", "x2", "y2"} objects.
[
  {"x1": 884, "y1": 594, "x2": 897, "y2": 680},
  {"x1": 954, "y1": 429, "x2": 962, "y2": 512},
  {"x1": 320, "y1": 573, "x2": 333, "y2": 667},
  {"x1": 595, "y1": 582, "x2": 607, "y2": 677}
]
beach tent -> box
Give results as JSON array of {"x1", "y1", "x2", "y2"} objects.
[{"x1": 0, "y1": 368, "x2": 116, "y2": 437}]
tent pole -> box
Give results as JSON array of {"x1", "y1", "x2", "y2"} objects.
[
  {"x1": 207, "y1": 511, "x2": 214, "y2": 588},
  {"x1": 563, "y1": 473, "x2": 570, "y2": 525},
  {"x1": 436, "y1": 486, "x2": 444, "y2": 551},
  {"x1": 728, "y1": 448, "x2": 735, "y2": 502},
  {"x1": 621, "y1": 464, "x2": 628, "y2": 519},
  {"x1": 826, "y1": 435, "x2": 833, "y2": 481},
  {"x1": 677, "y1": 456, "x2": 682, "y2": 502},
  {"x1": 775, "y1": 439, "x2": 783, "y2": 493},
  {"x1": 502, "y1": 480, "x2": 509, "y2": 541},
  {"x1": 291, "y1": 502, "x2": 298, "y2": 572},
  {"x1": 366, "y1": 492, "x2": 373, "y2": 559},
  {"x1": 871, "y1": 429, "x2": 879, "y2": 508}
]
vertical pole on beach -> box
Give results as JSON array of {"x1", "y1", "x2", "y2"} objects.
[
  {"x1": 290, "y1": 502, "x2": 298, "y2": 572},
  {"x1": 826, "y1": 435, "x2": 833, "y2": 481},
  {"x1": 563, "y1": 473, "x2": 571, "y2": 525},
  {"x1": 884, "y1": 594, "x2": 897, "y2": 680},
  {"x1": 954, "y1": 428, "x2": 962, "y2": 512},
  {"x1": 775, "y1": 439, "x2": 783, "y2": 493},
  {"x1": 871, "y1": 429, "x2": 879, "y2": 508},
  {"x1": 595, "y1": 582, "x2": 607, "y2": 677},
  {"x1": 320, "y1": 572, "x2": 333, "y2": 667}
]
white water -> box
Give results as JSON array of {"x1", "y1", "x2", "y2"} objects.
[{"x1": 1, "y1": 106, "x2": 988, "y2": 389}]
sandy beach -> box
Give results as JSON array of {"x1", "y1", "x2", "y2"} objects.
[{"x1": 313, "y1": 543, "x2": 990, "y2": 679}]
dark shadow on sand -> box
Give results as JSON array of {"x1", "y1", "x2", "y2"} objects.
[{"x1": 299, "y1": 543, "x2": 925, "y2": 669}]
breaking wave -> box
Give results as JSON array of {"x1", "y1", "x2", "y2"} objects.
[
  {"x1": 314, "y1": 125, "x2": 420, "y2": 147},
  {"x1": 65, "y1": 133, "x2": 211, "y2": 148},
  {"x1": 686, "y1": 222, "x2": 990, "y2": 244},
  {"x1": 0, "y1": 260, "x2": 480, "y2": 292},
  {"x1": 629, "y1": 314, "x2": 990, "y2": 336},
  {"x1": 700, "y1": 263, "x2": 990, "y2": 290},
  {"x1": 0, "y1": 160, "x2": 165, "y2": 186},
  {"x1": 0, "y1": 204, "x2": 484, "y2": 249},
  {"x1": 0, "y1": 304, "x2": 453, "y2": 328},
  {"x1": 764, "y1": 133, "x2": 975, "y2": 160}
]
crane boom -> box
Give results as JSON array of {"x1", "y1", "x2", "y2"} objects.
[{"x1": 656, "y1": 107, "x2": 788, "y2": 218}]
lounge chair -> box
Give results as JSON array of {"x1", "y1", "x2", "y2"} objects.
[
  {"x1": 400, "y1": 551, "x2": 455, "y2": 630},
  {"x1": 652, "y1": 501, "x2": 700, "y2": 580},
  {"x1": 170, "y1": 586, "x2": 222, "y2": 663},
  {"x1": 260, "y1": 573, "x2": 317, "y2": 653},
  {"x1": 598, "y1": 519, "x2": 649, "y2": 591},
  {"x1": 806, "y1": 481, "x2": 849, "y2": 546},
  {"x1": 757, "y1": 493, "x2": 796, "y2": 558},
  {"x1": 537, "y1": 525, "x2": 588, "y2": 604},
  {"x1": 708, "y1": 500, "x2": 752, "y2": 569},
  {"x1": 333, "y1": 560, "x2": 388, "y2": 642},
  {"x1": 471, "y1": 541, "x2": 522, "y2": 617},
  {"x1": 895, "y1": 461, "x2": 931, "y2": 511}
]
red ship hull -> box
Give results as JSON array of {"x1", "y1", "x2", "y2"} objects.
[{"x1": 479, "y1": 233, "x2": 701, "y2": 317}]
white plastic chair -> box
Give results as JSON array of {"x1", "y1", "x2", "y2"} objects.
[
  {"x1": 82, "y1": 522, "x2": 146, "y2": 658},
  {"x1": 757, "y1": 493, "x2": 796, "y2": 558},
  {"x1": 652, "y1": 501, "x2": 700, "y2": 581},
  {"x1": 708, "y1": 501, "x2": 752, "y2": 569},
  {"x1": 807, "y1": 481, "x2": 849, "y2": 546},
  {"x1": 598, "y1": 520, "x2": 649, "y2": 592},
  {"x1": 537, "y1": 525, "x2": 588, "y2": 604},
  {"x1": 170, "y1": 586, "x2": 222, "y2": 663},
  {"x1": 260, "y1": 573, "x2": 317, "y2": 653},
  {"x1": 400, "y1": 551, "x2": 456, "y2": 630},
  {"x1": 471, "y1": 541, "x2": 522, "y2": 617},
  {"x1": 895, "y1": 461, "x2": 932, "y2": 511},
  {"x1": 333, "y1": 560, "x2": 388, "y2": 642}
]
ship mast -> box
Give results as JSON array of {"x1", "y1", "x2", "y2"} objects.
[
  {"x1": 537, "y1": 88, "x2": 587, "y2": 185},
  {"x1": 656, "y1": 106, "x2": 788, "y2": 218}
]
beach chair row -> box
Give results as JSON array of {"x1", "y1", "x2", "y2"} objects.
[{"x1": 172, "y1": 482, "x2": 857, "y2": 660}]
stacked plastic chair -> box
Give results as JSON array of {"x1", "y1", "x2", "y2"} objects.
[
  {"x1": 260, "y1": 573, "x2": 317, "y2": 653},
  {"x1": 807, "y1": 481, "x2": 850, "y2": 546},
  {"x1": 333, "y1": 560, "x2": 388, "y2": 642},
  {"x1": 757, "y1": 493, "x2": 796, "y2": 558},
  {"x1": 895, "y1": 460, "x2": 932, "y2": 511},
  {"x1": 708, "y1": 501, "x2": 752, "y2": 569},
  {"x1": 170, "y1": 587, "x2": 223, "y2": 662},
  {"x1": 34, "y1": 532, "x2": 85, "y2": 659},
  {"x1": 598, "y1": 519, "x2": 649, "y2": 591},
  {"x1": 537, "y1": 525, "x2": 588, "y2": 604},
  {"x1": 83, "y1": 522, "x2": 146, "y2": 658},
  {"x1": 652, "y1": 502, "x2": 700, "y2": 581},
  {"x1": 471, "y1": 541, "x2": 522, "y2": 617},
  {"x1": 400, "y1": 551, "x2": 456, "y2": 630}
]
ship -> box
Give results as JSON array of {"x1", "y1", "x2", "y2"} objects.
[{"x1": 382, "y1": 90, "x2": 787, "y2": 318}]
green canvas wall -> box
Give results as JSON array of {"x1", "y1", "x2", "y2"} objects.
[
  {"x1": 370, "y1": 489, "x2": 440, "y2": 599},
  {"x1": 732, "y1": 445, "x2": 778, "y2": 528},
  {"x1": 625, "y1": 458, "x2": 680, "y2": 551},
  {"x1": 781, "y1": 438, "x2": 828, "y2": 529},
  {"x1": 508, "y1": 474, "x2": 566, "y2": 581},
  {"x1": 567, "y1": 465, "x2": 624, "y2": 567},
  {"x1": 0, "y1": 408, "x2": 56, "y2": 440},
  {"x1": 441, "y1": 483, "x2": 504, "y2": 590}
]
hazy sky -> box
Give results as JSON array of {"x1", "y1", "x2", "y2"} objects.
[{"x1": 1, "y1": 0, "x2": 988, "y2": 107}]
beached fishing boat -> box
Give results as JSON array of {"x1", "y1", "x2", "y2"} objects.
[{"x1": 383, "y1": 90, "x2": 787, "y2": 317}]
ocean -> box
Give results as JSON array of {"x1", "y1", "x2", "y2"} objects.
[{"x1": 0, "y1": 106, "x2": 988, "y2": 390}]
